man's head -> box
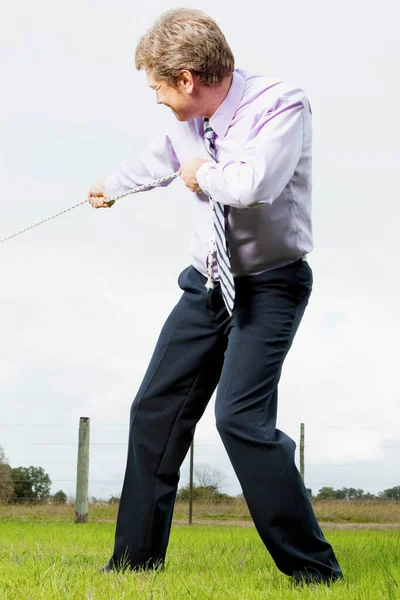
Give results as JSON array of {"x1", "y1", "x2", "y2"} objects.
[{"x1": 136, "y1": 8, "x2": 235, "y2": 121}]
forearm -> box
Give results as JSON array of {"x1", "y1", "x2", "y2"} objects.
[
  {"x1": 197, "y1": 159, "x2": 280, "y2": 208},
  {"x1": 104, "y1": 134, "x2": 180, "y2": 198}
]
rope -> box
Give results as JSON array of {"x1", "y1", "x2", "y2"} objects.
[{"x1": 0, "y1": 172, "x2": 179, "y2": 245}]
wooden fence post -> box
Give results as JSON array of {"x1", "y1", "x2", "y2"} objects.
[
  {"x1": 75, "y1": 417, "x2": 90, "y2": 523},
  {"x1": 300, "y1": 422, "x2": 305, "y2": 482},
  {"x1": 189, "y1": 439, "x2": 194, "y2": 525}
]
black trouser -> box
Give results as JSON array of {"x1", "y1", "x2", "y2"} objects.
[{"x1": 108, "y1": 260, "x2": 342, "y2": 581}]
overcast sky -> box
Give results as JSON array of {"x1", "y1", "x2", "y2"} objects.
[{"x1": 0, "y1": 0, "x2": 399, "y2": 500}]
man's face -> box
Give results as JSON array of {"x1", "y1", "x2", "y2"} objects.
[{"x1": 147, "y1": 70, "x2": 195, "y2": 121}]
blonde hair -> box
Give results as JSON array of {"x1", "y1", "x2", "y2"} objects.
[{"x1": 135, "y1": 8, "x2": 235, "y2": 87}]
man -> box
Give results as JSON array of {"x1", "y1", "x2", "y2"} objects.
[{"x1": 88, "y1": 8, "x2": 343, "y2": 585}]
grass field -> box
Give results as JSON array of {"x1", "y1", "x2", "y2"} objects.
[{"x1": 1, "y1": 504, "x2": 400, "y2": 599}]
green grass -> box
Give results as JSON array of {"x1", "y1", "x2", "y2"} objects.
[{"x1": 1, "y1": 515, "x2": 400, "y2": 599}]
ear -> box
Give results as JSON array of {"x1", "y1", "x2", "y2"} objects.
[{"x1": 178, "y1": 70, "x2": 195, "y2": 94}]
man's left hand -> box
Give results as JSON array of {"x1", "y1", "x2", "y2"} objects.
[{"x1": 178, "y1": 158, "x2": 210, "y2": 193}]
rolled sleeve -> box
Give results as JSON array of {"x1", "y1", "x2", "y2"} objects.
[
  {"x1": 104, "y1": 171, "x2": 126, "y2": 198},
  {"x1": 196, "y1": 161, "x2": 215, "y2": 197},
  {"x1": 103, "y1": 134, "x2": 180, "y2": 199}
]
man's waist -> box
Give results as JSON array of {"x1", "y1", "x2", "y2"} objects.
[{"x1": 192, "y1": 252, "x2": 309, "y2": 280}]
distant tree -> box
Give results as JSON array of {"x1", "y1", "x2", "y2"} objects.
[
  {"x1": 340, "y1": 487, "x2": 365, "y2": 501},
  {"x1": 11, "y1": 466, "x2": 51, "y2": 502},
  {"x1": 315, "y1": 487, "x2": 338, "y2": 500},
  {"x1": 306, "y1": 488, "x2": 313, "y2": 499},
  {"x1": 0, "y1": 446, "x2": 14, "y2": 504},
  {"x1": 108, "y1": 495, "x2": 120, "y2": 505},
  {"x1": 334, "y1": 488, "x2": 347, "y2": 500},
  {"x1": 0, "y1": 446, "x2": 7, "y2": 464},
  {"x1": 11, "y1": 467, "x2": 35, "y2": 502},
  {"x1": 176, "y1": 464, "x2": 230, "y2": 502},
  {"x1": 379, "y1": 486, "x2": 400, "y2": 501},
  {"x1": 52, "y1": 490, "x2": 67, "y2": 504},
  {"x1": 360, "y1": 492, "x2": 377, "y2": 501},
  {"x1": 194, "y1": 464, "x2": 227, "y2": 491},
  {"x1": 315, "y1": 486, "x2": 379, "y2": 501},
  {"x1": 176, "y1": 485, "x2": 234, "y2": 503}
]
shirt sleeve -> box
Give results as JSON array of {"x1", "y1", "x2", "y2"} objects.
[
  {"x1": 196, "y1": 93, "x2": 306, "y2": 209},
  {"x1": 104, "y1": 133, "x2": 181, "y2": 198}
]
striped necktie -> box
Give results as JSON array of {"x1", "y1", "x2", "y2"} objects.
[{"x1": 203, "y1": 118, "x2": 235, "y2": 315}]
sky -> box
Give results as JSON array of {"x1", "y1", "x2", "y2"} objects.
[{"x1": 0, "y1": 0, "x2": 399, "y2": 501}]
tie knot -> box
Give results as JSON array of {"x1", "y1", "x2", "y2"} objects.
[{"x1": 203, "y1": 118, "x2": 215, "y2": 141}]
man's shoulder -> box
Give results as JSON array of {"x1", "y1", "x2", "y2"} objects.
[
  {"x1": 236, "y1": 69, "x2": 310, "y2": 109},
  {"x1": 236, "y1": 68, "x2": 283, "y2": 89}
]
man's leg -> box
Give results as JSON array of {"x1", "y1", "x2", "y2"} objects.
[
  {"x1": 108, "y1": 266, "x2": 229, "y2": 570},
  {"x1": 215, "y1": 260, "x2": 343, "y2": 583}
]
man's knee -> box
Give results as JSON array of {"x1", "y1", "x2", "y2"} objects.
[
  {"x1": 129, "y1": 393, "x2": 141, "y2": 424},
  {"x1": 216, "y1": 404, "x2": 296, "y2": 452},
  {"x1": 215, "y1": 406, "x2": 243, "y2": 440}
]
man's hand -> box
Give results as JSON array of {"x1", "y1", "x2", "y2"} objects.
[
  {"x1": 178, "y1": 159, "x2": 210, "y2": 193},
  {"x1": 87, "y1": 182, "x2": 113, "y2": 208}
]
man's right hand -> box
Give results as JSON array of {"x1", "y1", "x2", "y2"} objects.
[{"x1": 87, "y1": 182, "x2": 113, "y2": 208}]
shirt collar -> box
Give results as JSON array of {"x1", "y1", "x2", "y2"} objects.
[{"x1": 208, "y1": 70, "x2": 245, "y2": 140}]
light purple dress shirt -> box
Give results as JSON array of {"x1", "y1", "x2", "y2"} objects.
[{"x1": 104, "y1": 69, "x2": 313, "y2": 278}]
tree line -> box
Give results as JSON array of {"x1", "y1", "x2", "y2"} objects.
[
  {"x1": 0, "y1": 445, "x2": 66, "y2": 504},
  {"x1": 176, "y1": 465, "x2": 400, "y2": 502},
  {"x1": 311, "y1": 486, "x2": 400, "y2": 501},
  {"x1": 2, "y1": 444, "x2": 400, "y2": 503}
]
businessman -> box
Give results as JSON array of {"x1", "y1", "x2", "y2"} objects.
[{"x1": 88, "y1": 7, "x2": 343, "y2": 585}]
